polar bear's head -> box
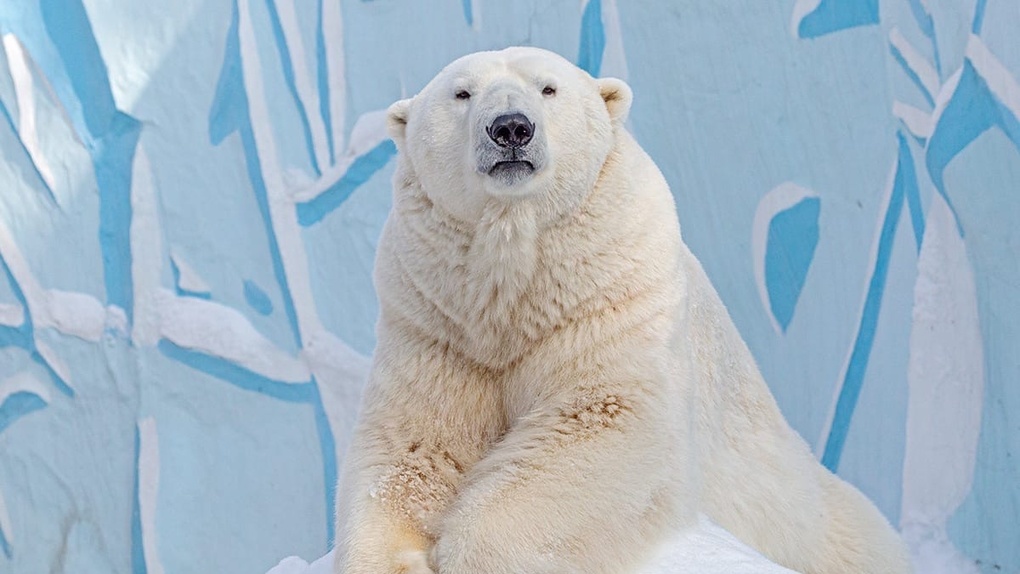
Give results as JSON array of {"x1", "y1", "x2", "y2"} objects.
[{"x1": 387, "y1": 47, "x2": 632, "y2": 222}]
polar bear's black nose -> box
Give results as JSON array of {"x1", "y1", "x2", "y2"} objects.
[{"x1": 487, "y1": 113, "x2": 534, "y2": 148}]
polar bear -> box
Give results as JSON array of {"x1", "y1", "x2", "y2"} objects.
[{"x1": 333, "y1": 47, "x2": 911, "y2": 574}]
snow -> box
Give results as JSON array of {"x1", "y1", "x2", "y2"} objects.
[
  {"x1": 892, "y1": 101, "x2": 933, "y2": 139},
  {"x1": 0, "y1": 370, "x2": 51, "y2": 407},
  {"x1": 2, "y1": 34, "x2": 56, "y2": 193},
  {"x1": 0, "y1": 303, "x2": 24, "y2": 327},
  {"x1": 966, "y1": 34, "x2": 1020, "y2": 122},
  {"x1": 169, "y1": 251, "x2": 211, "y2": 296},
  {"x1": 264, "y1": 516, "x2": 796, "y2": 574},
  {"x1": 159, "y1": 291, "x2": 312, "y2": 383},
  {"x1": 900, "y1": 194, "x2": 984, "y2": 574},
  {"x1": 266, "y1": 552, "x2": 333, "y2": 574},
  {"x1": 46, "y1": 289, "x2": 107, "y2": 342},
  {"x1": 137, "y1": 417, "x2": 165, "y2": 574}
]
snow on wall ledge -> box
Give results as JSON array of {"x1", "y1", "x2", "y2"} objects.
[{"x1": 0, "y1": 1, "x2": 1016, "y2": 573}]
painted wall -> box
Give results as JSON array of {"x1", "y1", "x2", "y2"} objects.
[{"x1": 0, "y1": 1, "x2": 1016, "y2": 573}]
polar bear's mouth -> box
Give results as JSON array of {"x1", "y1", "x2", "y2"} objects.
[
  {"x1": 477, "y1": 132, "x2": 545, "y2": 188},
  {"x1": 489, "y1": 160, "x2": 535, "y2": 175}
]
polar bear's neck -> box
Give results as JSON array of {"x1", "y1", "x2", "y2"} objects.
[
  {"x1": 465, "y1": 200, "x2": 539, "y2": 317},
  {"x1": 386, "y1": 184, "x2": 565, "y2": 368}
]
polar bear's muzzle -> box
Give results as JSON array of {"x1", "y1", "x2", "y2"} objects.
[{"x1": 476, "y1": 110, "x2": 547, "y2": 188}]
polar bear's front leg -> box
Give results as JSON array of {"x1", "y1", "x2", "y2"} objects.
[
  {"x1": 433, "y1": 384, "x2": 691, "y2": 574},
  {"x1": 334, "y1": 334, "x2": 504, "y2": 574},
  {"x1": 334, "y1": 494, "x2": 435, "y2": 574},
  {"x1": 334, "y1": 410, "x2": 449, "y2": 574}
]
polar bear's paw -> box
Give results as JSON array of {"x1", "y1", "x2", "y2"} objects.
[{"x1": 395, "y1": 549, "x2": 435, "y2": 574}]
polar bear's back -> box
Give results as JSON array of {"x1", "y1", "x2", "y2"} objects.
[{"x1": 676, "y1": 240, "x2": 911, "y2": 572}]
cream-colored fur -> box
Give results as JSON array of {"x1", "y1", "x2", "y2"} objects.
[{"x1": 334, "y1": 47, "x2": 911, "y2": 574}]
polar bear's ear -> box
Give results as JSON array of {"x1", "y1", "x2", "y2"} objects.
[
  {"x1": 387, "y1": 98, "x2": 412, "y2": 145},
  {"x1": 597, "y1": 78, "x2": 632, "y2": 124}
]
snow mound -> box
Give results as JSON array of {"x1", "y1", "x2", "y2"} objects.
[{"x1": 264, "y1": 516, "x2": 796, "y2": 574}]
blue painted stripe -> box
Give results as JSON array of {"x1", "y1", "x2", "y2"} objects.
[
  {"x1": 577, "y1": 0, "x2": 605, "y2": 77},
  {"x1": 461, "y1": 0, "x2": 473, "y2": 26},
  {"x1": 821, "y1": 161, "x2": 905, "y2": 471},
  {"x1": 905, "y1": 0, "x2": 941, "y2": 75},
  {"x1": 913, "y1": 0, "x2": 942, "y2": 77},
  {"x1": 972, "y1": 0, "x2": 988, "y2": 34},
  {"x1": 925, "y1": 60, "x2": 998, "y2": 232},
  {"x1": 39, "y1": 0, "x2": 141, "y2": 321},
  {"x1": 242, "y1": 123, "x2": 304, "y2": 344},
  {"x1": 0, "y1": 520, "x2": 10, "y2": 559},
  {"x1": 311, "y1": 384, "x2": 337, "y2": 545},
  {"x1": 131, "y1": 424, "x2": 147, "y2": 574},
  {"x1": 315, "y1": 0, "x2": 336, "y2": 165},
  {"x1": 209, "y1": 2, "x2": 246, "y2": 147},
  {"x1": 889, "y1": 44, "x2": 936, "y2": 108},
  {"x1": 243, "y1": 279, "x2": 274, "y2": 316},
  {"x1": 95, "y1": 112, "x2": 142, "y2": 322},
  {"x1": 38, "y1": 0, "x2": 116, "y2": 142},
  {"x1": 897, "y1": 132, "x2": 925, "y2": 251},
  {"x1": 264, "y1": 0, "x2": 322, "y2": 176},
  {"x1": 0, "y1": 391, "x2": 47, "y2": 435},
  {"x1": 296, "y1": 139, "x2": 397, "y2": 227},
  {"x1": 0, "y1": 324, "x2": 28, "y2": 349},
  {"x1": 998, "y1": 98, "x2": 1020, "y2": 153},
  {"x1": 907, "y1": 0, "x2": 935, "y2": 39},
  {"x1": 797, "y1": 0, "x2": 879, "y2": 39},
  {"x1": 158, "y1": 340, "x2": 314, "y2": 403},
  {"x1": 765, "y1": 197, "x2": 821, "y2": 332},
  {"x1": 0, "y1": 254, "x2": 32, "y2": 345}
]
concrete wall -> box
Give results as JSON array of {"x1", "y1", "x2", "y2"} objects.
[{"x1": 0, "y1": 1, "x2": 1016, "y2": 572}]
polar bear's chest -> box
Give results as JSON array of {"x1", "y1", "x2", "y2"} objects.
[{"x1": 389, "y1": 206, "x2": 592, "y2": 366}]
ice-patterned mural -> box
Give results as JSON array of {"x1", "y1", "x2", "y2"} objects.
[{"x1": 0, "y1": 1, "x2": 1016, "y2": 573}]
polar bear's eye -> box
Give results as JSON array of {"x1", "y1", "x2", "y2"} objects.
[
  {"x1": 542, "y1": 86, "x2": 556, "y2": 96},
  {"x1": 455, "y1": 90, "x2": 471, "y2": 100}
]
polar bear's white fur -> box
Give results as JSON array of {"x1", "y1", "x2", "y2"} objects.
[{"x1": 334, "y1": 47, "x2": 911, "y2": 574}]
